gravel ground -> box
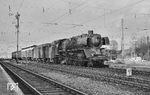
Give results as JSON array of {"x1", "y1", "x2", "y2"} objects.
[
  {"x1": 41, "y1": 72, "x2": 134, "y2": 95},
  {"x1": 26, "y1": 62, "x2": 150, "y2": 81},
  {"x1": 20, "y1": 63, "x2": 141, "y2": 95},
  {"x1": 10, "y1": 61, "x2": 149, "y2": 95}
]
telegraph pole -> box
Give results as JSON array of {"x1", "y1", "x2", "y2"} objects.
[
  {"x1": 121, "y1": 18, "x2": 124, "y2": 59},
  {"x1": 15, "y1": 12, "x2": 20, "y2": 63}
]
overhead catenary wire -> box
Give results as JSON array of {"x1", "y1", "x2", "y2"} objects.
[
  {"x1": 3, "y1": 1, "x2": 148, "y2": 43},
  {"x1": 80, "y1": 0, "x2": 145, "y2": 25},
  {"x1": 49, "y1": 0, "x2": 145, "y2": 32},
  {"x1": 8, "y1": 0, "x2": 95, "y2": 33},
  {"x1": 5, "y1": 0, "x2": 147, "y2": 31},
  {"x1": 7, "y1": 1, "x2": 87, "y2": 29},
  {"x1": 50, "y1": 0, "x2": 88, "y2": 23},
  {"x1": 19, "y1": 20, "x2": 84, "y2": 28},
  {"x1": 61, "y1": 0, "x2": 146, "y2": 32},
  {"x1": 33, "y1": 1, "x2": 89, "y2": 29}
]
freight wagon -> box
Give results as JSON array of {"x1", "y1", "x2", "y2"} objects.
[{"x1": 21, "y1": 45, "x2": 36, "y2": 60}]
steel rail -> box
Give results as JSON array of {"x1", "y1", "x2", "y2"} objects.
[{"x1": 0, "y1": 62, "x2": 88, "y2": 95}]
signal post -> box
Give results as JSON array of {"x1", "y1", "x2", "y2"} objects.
[{"x1": 15, "y1": 12, "x2": 20, "y2": 63}]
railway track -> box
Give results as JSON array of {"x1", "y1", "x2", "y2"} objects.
[
  {"x1": 23, "y1": 62, "x2": 150, "y2": 91},
  {"x1": 0, "y1": 61, "x2": 88, "y2": 95}
]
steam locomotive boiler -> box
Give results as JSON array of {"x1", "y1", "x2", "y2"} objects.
[{"x1": 53, "y1": 30, "x2": 110, "y2": 66}]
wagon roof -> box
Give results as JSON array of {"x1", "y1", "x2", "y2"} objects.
[
  {"x1": 37, "y1": 43, "x2": 51, "y2": 47},
  {"x1": 21, "y1": 45, "x2": 36, "y2": 50}
]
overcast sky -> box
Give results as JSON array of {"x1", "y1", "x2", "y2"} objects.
[{"x1": 0, "y1": 0, "x2": 150, "y2": 57}]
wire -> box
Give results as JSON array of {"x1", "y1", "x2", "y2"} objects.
[
  {"x1": 20, "y1": 20, "x2": 84, "y2": 27},
  {"x1": 81, "y1": 0, "x2": 145, "y2": 25},
  {"x1": 50, "y1": 0, "x2": 88, "y2": 22},
  {"x1": 57, "y1": 0, "x2": 146, "y2": 34},
  {"x1": 66, "y1": 0, "x2": 146, "y2": 31}
]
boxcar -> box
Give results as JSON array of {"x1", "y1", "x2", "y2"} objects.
[
  {"x1": 36, "y1": 43, "x2": 51, "y2": 62},
  {"x1": 38, "y1": 45, "x2": 43, "y2": 60},
  {"x1": 21, "y1": 45, "x2": 36, "y2": 60},
  {"x1": 48, "y1": 40, "x2": 61, "y2": 63},
  {"x1": 12, "y1": 51, "x2": 17, "y2": 59},
  {"x1": 18, "y1": 50, "x2": 21, "y2": 60},
  {"x1": 33, "y1": 46, "x2": 39, "y2": 61},
  {"x1": 21, "y1": 49, "x2": 26, "y2": 60},
  {"x1": 12, "y1": 51, "x2": 21, "y2": 60},
  {"x1": 42, "y1": 43, "x2": 51, "y2": 62}
]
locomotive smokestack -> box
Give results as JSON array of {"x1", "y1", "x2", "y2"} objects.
[{"x1": 88, "y1": 30, "x2": 93, "y2": 35}]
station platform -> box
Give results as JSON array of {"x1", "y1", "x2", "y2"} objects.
[{"x1": 0, "y1": 65, "x2": 24, "y2": 95}]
